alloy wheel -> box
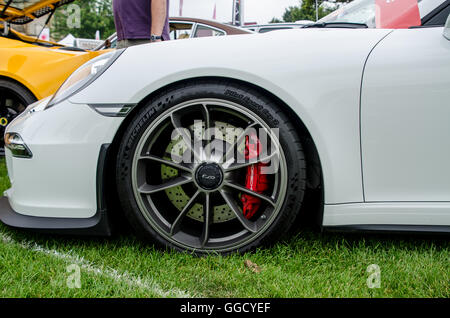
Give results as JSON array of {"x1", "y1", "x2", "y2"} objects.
[{"x1": 130, "y1": 98, "x2": 288, "y2": 252}]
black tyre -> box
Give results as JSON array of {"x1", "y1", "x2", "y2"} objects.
[
  {"x1": 0, "y1": 79, "x2": 37, "y2": 154},
  {"x1": 116, "y1": 80, "x2": 306, "y2": 254}
]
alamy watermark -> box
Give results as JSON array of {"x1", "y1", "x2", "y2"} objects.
[
  {"x1": 66, "y1": 264, "x2": 81, "y2": 289},
  {"x1": 169, "y1": 124, "x2": 281, "y2": 174},
  {"x1": 65, "y1": 4, "x2": 81, "y2": 29},
  {"x1": 366, "y1": 264, "x2": 381, "y2": 289}
]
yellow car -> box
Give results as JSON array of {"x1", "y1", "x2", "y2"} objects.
[{"x1": 0, "y1": 0, "x2": 105, "y2": 147}]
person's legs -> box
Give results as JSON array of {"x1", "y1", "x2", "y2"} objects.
[{"x1": 116, "y1": 39, "x2": 151, "y2": 49}]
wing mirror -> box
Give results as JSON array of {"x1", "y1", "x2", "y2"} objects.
[{"x1": 444, "y1": 14, "x2": 450, "y2": 40}]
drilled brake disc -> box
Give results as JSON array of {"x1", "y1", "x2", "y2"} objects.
[{"x1": 161, "y1": 121, "x2": 245, "y2": 223}]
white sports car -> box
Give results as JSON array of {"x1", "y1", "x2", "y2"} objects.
[{"x1": 1, "y1": 0, "x2": 449, "y2": 254}]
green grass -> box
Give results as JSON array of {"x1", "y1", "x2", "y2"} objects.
[{"x1": 0, "y1": 159, "x2": 448, "y2": 298}]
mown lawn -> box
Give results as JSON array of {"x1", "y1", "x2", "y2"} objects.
[{"x1": 0, "y1": 159, "x2": 448, "y2": 298}]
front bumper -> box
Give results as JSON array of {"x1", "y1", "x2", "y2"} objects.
[
  {"x1": 0, "y1": 196, "x2": 111, "y2": 236},
  {"x1": 0, "y1": 98, "x2": 123, "y2": 234}
]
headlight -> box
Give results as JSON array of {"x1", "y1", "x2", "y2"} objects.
[
  {"x1": 5, "y1": 133, "x2": 33, "y2": 158},
  {"x1": 45, "y1": 49, "x2": 125, "y2": 109}
]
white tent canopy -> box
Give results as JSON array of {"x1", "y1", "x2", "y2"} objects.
[{"x1": 57, "y1": 33, "x2": 75, "y2": 47}]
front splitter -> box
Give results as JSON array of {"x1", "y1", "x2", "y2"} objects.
[{"x1": 0, "y1": 196, "x2": 111, "y2": 236}]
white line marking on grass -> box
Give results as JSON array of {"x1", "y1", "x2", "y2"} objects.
[{"x1": 0, "y1": 232, "x2": 192, "y2": 298}]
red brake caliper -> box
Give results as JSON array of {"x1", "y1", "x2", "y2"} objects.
[{"x1": 241, "y1": 132, "x2": 269, "y2": 219}]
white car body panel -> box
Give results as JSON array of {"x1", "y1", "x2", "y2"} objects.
[
  {"x1": 323, "y1": 202, "x2": 450, "y2": 226},
  {"x1": 361, "y1": 27, "x2": 450, "y2": 202},
  {"x1": 5, "y1": 98, "x2": 122, "y2": 218},
  {"x1": 71, "y1": 29, "x2": 392, "y2": 206},
  {"x1": 2, "y1": 24, "x2": 449, "y2": 231}
]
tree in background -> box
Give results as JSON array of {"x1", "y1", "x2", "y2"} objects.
[
  {"x1": 51, "y1": 0, "x2": 115, "y2": 41},
  {"x1": 270, "y1": 17, "x2": 283, "y2": 23},
  {"x1": 276, "y1": 0, "x2": 350, "y2": 23}
]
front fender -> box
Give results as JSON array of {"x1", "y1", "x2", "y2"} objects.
[{"x1": 70, "y1": 29, "x2": 392, "y2": 205}]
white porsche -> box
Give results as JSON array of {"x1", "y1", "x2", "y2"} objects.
[{"x1": 1, "y1": 0, "x2": 449, "y2": 254}]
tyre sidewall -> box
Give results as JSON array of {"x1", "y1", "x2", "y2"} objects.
[{"x1": 0, "y1": 79, "x2": 37, "y2": 106}]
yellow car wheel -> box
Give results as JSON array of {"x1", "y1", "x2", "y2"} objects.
[{"x1": 0, "y1": 79, "x2": 37, "y2": 154}]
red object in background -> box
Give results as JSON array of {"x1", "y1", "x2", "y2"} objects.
[
  {"x1": 376, "y1": 0, "x2": 421, "y2": 28},
  {"x1": 241, "y1": 134, "x2": 269, "y2": 220}
]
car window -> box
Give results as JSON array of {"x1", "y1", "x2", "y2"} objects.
[
  {"x1": 318, "y1": 0, "x2": 448, "y2": 28},
  {"x1": 193, "y1": 25, "x2": 225, "y2": 37},
  {"x1": 258, "y1": 27, "x2": 293, "y2": 33},
  {"x1": 319, "y1": 0, "x2": 377, "y2": 27},
  {"x1": 170, "y1": 22, "x2": 194, "y2": 40},
  {"x1": 423, "y1": 3, "x2": 450, "y2": 25}
]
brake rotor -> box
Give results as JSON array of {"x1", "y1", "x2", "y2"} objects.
[{"x1": 161, "y1": 120, "x2": 245, "y2": 223}]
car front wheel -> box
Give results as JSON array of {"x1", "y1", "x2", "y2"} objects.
[{"x1": 116, "y1": 80, "x2": 306, "y2": 254}]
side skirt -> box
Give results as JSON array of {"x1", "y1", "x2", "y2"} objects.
[{"x1": 323, "y1": 224, "x2": 450, "y2": 235}]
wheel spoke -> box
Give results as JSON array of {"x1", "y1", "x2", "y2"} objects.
[
  {"x1": 222, "y1": 122, "x2": 258, "y2": 164},
  {"x1": 0, "y1": 94, "x2": 6, "y2": 113},
  {"x1": 170, "y1": 111, "x2": 202, "y2": 163},
  {"x1": 220, "y1": 190, "x2": 258, "y2": 233},
  {"x1": 224, "y1": 151, "x2": 279, "y2": 172},
  {"x1": 200, "y1": 193, "x2": 212, "y2": 247},
  {"x1": 224, "y1": 181, "x2": 276, "y2": 207},
  {"x1": 139, "y1": 155, "x2": 193, "y2": 173},
  {"x1": 201, "y1": 104, "x2": 214, "y2": 160},
  {"x1": 138, "y1": 176, "x2": 192, "y2": 194},
  {"x1": 164, "y1": 153, "x2": 183, "y2": 163},
  {"x1": 201, "y1": 104, "x2": 212, "y2": 135},
  {"x1": 0, "y1": 97, "x2": 5, "y2": 108},
  {"x1": 170, "y1": 190, "x2": 201, "y2": 235}
]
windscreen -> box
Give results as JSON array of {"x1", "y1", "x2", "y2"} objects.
[{"x1": 318, "y1": 0, "x2": 433, "y2": 28}]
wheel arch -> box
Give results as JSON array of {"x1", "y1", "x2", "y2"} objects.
[
  {"x1": 0, "y1": 74, "x2": 38, "y2": 101},
  {"x1": 104, "y1": 76, "x2": 325, "y2": 230}
]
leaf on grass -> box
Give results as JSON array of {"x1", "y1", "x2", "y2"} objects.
[{"x1": 244, "y1": 259, "x2": 262, "y2": 273}]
